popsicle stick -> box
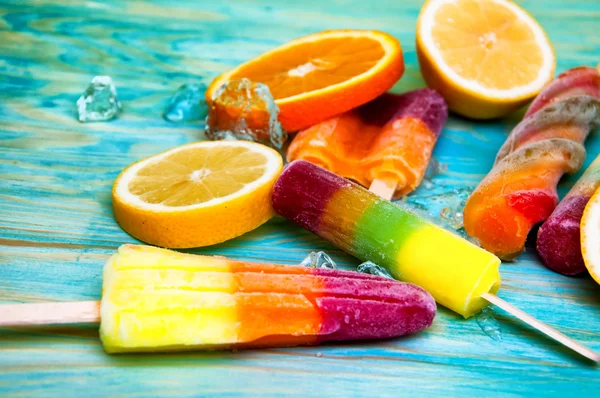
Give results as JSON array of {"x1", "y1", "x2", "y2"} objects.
[
  {"x1": 482, "y1": 293, "x2": 599, "y2": 363},
  {"x1": 369, "y1": 179, "x2": 397, "y2": 200},
  {"x1": 0, "y1": 301, "x2": 100, "y2": 326}
]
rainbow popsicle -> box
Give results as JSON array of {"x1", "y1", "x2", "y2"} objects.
[
  {"x1": 100, "y1": 244, "x2": 436, "y2": 353},
  {"x1": 272, "y1": 160, "x2": 501, "y2": 318},
  {"x1": 537, "y1": 154, "x2": 600, "y2": 275},
  {"x1": 463, "y1": 66, "x2": 600, "y2": 260},
  {"x1": 287, "y1": 89, "x2": 447, "y2": 197}
]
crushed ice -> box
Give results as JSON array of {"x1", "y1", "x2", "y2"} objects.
[
  {"x1": 300, "y1": 251, "x2": 337, "y2": 269},
  {"x1": 357, "y1": 261, "x2": 393, "y2": 279}
]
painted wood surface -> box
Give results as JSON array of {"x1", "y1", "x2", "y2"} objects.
[{"x1": 1, "y1": 0, "x2": 599, "y2": 396}]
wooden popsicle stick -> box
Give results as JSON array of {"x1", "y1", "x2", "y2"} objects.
[
  {"x1": 482, "y1": 293, "x2": 599, "y2": 363},
  {"x1": 369, "y1": 179, "x2": 398, "y2": 200},
  {"x1": 0, "y1": 301, "x2": 100, "y2": 326}
]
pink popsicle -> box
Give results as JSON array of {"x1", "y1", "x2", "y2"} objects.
[{"x1": 537, "y1": 154, "x2": 600, "y2": 275}]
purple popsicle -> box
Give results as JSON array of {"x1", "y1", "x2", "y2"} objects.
[
  {"x1": 312, "y1": 268, "x2": 437, "y2": 341},
  {"x1": 537, "y1": 154, "x2": 600, "y2": 275}
]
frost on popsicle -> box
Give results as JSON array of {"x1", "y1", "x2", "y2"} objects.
[
  {"x1": 357, "y1": 261, "x2": 393, "y2": 279},
  {"x1": 77, "y1": 76, "x2": 122, "y2": 122},
  {"x1": 164, "y1": 83, "x2": 208, "y2": 122},
  {"x1": 300, "y1": 251, "x2": 337, "y2": 269},
  {"x1": 205, "y1": 78, "x2": 288, "y2": 149}
]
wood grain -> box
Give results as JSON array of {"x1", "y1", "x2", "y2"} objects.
[{"x1": 1, "y1": 0, "x2": 599, "y2": 396}]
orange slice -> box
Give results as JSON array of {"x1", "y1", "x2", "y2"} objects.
[
  {"x1": 581, "y1": 188, "x2": 600, "y2": 285},
  {"x1": 206, "y1": 30, "x2": 404, "y2": 132},
  {"x1": 416, "y1": 0, "x2": 555, "y2": 119},
  {"x1": 112, "y1": 141, "x2": 283, "y2": 248}
]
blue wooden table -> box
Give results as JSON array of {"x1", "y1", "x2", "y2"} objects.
[{"x1": 1, "y1": 0, "x2": 599, "y2": 396}]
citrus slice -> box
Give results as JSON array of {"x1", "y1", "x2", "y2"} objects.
[
  {"x1": 416, "y1": 0, "x2": 555, "y2": 119},
  {"x1": 112, "y1": 141, "x2": 283, "y2": 248},
  {"x1": 206, "y1": 29, "x2": 404, "y2": 132},
  {"x1": 581, "y1": 188, "x2": 600, "y2": 285}
]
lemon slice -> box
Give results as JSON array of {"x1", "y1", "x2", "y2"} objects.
[
  {"x1": 416, "y1": 0, "x2": 555, "y2": 119},
  {"x1": 581, "y1": 188, "x2": 600, "y2": 285},
  {"x1": 112, "y1": 141, "x2": 283, "y2": 248}
]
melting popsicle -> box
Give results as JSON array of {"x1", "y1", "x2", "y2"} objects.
[
  {"x1": 287, "y1": 89, "x2": 448, "y2": 198},
  {"x1": 463, "y1": 66, "x2": 600, "y2": 260},
  {"x1": 271, "y1": 160, "x2": 600, "y2": 362},
  {"x1": 537, "y1": 154, "x2": 600, "y2": 275},
  {"x1": 0, "y1": 244, "x2": 436, "y2": 353}
]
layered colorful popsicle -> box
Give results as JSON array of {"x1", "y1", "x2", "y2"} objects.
[
  {"x1": 272, "y1": 160, "x2": 501, "y2": 318},
  {"x1": 99, "y1": 244, "x2": 436, "y2": 353},
  {"x1": 2, "y1": 243, "x2": 597, "y2": 361},
  {"x1": 537, "y1": 154, "x2": 600, "y2": 275},
  {"x1": 463, "y1": 66, "x2": 600, "y2": 260},
  {"x1": 287, "y1": 89, "x2": 448, "y2": 198}
]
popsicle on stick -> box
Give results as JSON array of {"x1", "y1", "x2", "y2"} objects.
[
  {"x1": 537, "y1": 154, "x2": 600, "y2": 275},
  {"x1": 287, "y1": 89, "x2": 448, "y2": 199},
  {"x1": 0, "y1": 244, "x2": 436, "y2": 353},
  {"x1": 463, "y1": 66, "x2": 600, "y2": 260},
  {"x1": 272, "y1": 160, "x2": 599, "y2": 362}
]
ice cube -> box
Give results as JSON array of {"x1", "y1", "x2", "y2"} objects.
[
  {"x1": 300, "y1": 251, "x2": 337, "y2": 269},
  {"x1": 76, "y1": 76, "x2": 122, "y2": 122},
  {"x1": 357, "y1": 261, "x2": 393, "y2": 279},
  {"x1": 205, "y1": 78, "x2": 287, "y2": 149},
  {"x1": 164, "y1": 83, "x2": 208, "y2": 122},
  {"x1": 476, "y1": 307, "x2": 503, "y2": 342}
]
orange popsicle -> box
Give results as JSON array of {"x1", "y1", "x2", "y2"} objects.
[{"x1": 287, "y1": 89, "x2": 448, "y2": 198}]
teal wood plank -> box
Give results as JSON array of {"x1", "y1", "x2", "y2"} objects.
[{"x1": 1, "y1": 0, "x2": 599, "y2": 396}]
